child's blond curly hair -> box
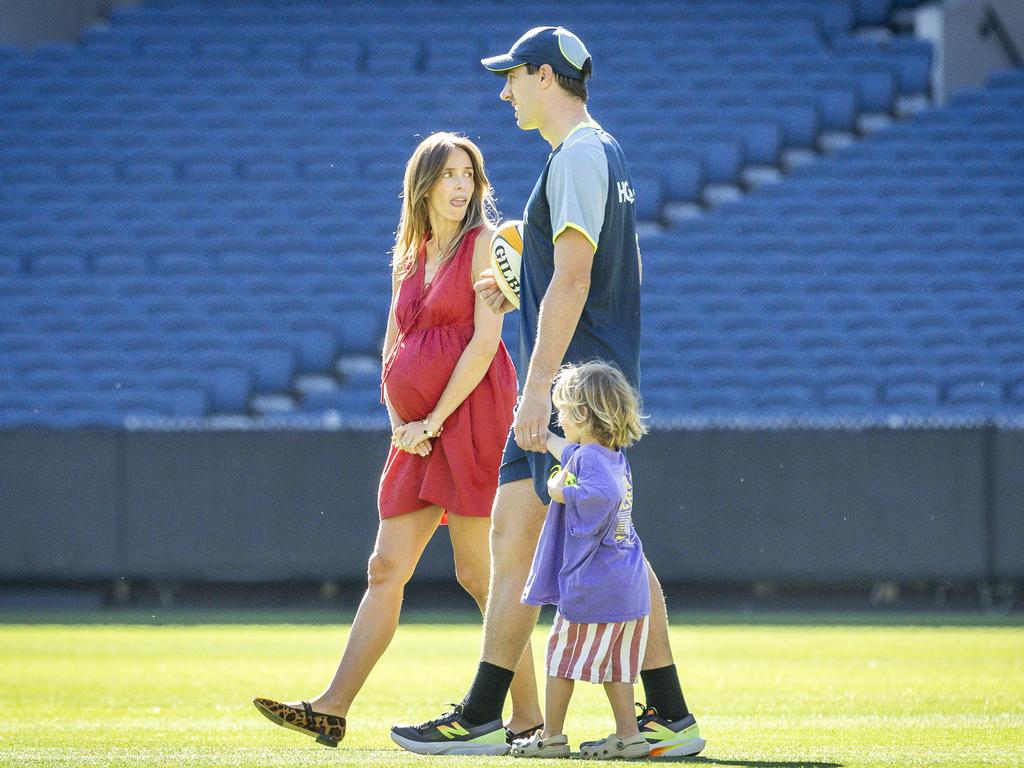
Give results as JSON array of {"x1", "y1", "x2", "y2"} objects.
[{"x1": 551, "y1": 361, "x2": 647, "y2": 450}]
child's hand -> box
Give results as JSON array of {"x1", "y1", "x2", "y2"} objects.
[{"x1": 547, "y1": 467, "x2": 568, "y2": 503}]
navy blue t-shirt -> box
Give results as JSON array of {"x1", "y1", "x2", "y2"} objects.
[
  {"x1": 518, "y1": 121, "x2": 642, "y2": 391},
  {"x1": 498, "y1": 121, "x2": 642, "y2": 503}
]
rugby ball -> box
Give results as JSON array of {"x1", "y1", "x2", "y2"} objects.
[{"x1": 488, "y1": 220, "x2": 523, "y2": 309}]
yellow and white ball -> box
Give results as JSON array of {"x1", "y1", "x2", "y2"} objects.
[{"x1": 488, "y1": 220, "x2": 523, "y2": 309}]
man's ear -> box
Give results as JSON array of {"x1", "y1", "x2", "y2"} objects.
[{"x1": 537, "y1": 63, "x2": 555, "y2": 88}]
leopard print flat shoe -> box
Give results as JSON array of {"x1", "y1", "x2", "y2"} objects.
[{"x1": 253, "y1": 697, "x2": 346, "y2": 748}]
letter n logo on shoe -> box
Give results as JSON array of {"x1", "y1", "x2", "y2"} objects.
[{"x1": 437, "y1": 723, "x2": 470, "y2": 739}]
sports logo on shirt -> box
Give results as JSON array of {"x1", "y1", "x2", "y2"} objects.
[
  {"x1": 613, "y1": 475, "x2": 634, "y2": 542},
  {"x1": 617, "y1": 180, "x2": 635, "y2": 204}
]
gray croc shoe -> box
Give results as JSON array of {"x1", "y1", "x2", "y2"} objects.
[
  {"x1": 511, "y1": 731, "x2": 571, "y2": 758},
  {"x1": 579, "y1": 732, "x2": 651, "y2": 760}
]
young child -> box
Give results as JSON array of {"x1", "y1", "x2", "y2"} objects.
[{"x1": 511, "y1": 361, "x2": 650, "y2": 760}]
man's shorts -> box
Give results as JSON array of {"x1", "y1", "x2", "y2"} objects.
[{"x1": 497, "y1": 421, "x2": 562, "y2": 504}]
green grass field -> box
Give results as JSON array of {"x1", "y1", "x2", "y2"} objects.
[{"x1": 0, "y1": 610, "x2": 1021, "y2": 767}]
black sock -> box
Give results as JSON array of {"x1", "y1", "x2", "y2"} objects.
[
  {"x1": 641, "y1": 664, "x2": 690, "y2": 722},
  {"x1": 460, "y1": 661, "x2": 515, "y2": 725}
]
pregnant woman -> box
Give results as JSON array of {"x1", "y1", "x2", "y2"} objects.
[{"x1": 253, "y1": 132, "x2": 541, "y2": 747}]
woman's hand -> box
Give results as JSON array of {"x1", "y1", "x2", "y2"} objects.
[
  {"x1": 391, "y1": 421, "x2": 438, "y2": 457},
  {"x1": 391, "y1": 424, "x2": 432, "y2": 457},
  {"x1": 473, "y1": 268, "x2": 515, "y2": 315}
]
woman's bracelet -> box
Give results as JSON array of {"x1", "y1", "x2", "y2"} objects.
[{"x1": 422, "y1": 414, "x2": 443, "y2": 438}]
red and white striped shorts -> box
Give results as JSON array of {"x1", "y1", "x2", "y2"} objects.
[{"x1": 545, "y1": 611, "x2": 649, "y2": 684}]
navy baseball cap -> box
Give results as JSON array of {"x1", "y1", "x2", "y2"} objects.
[{"x1": 481, "y1": 26, "x2": 592, "y2": 81}]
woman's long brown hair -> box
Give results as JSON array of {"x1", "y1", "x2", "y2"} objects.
[{"x1": 391, "y1": 132, "x2": 497, "y2": 279}]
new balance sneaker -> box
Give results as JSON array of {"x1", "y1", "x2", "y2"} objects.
[
  {"x1": 636, "y1": 704, "x2": 705, "y2": 758},
  {"x1": 390, "y1": 704, "x2": 510, "y2": 755}
]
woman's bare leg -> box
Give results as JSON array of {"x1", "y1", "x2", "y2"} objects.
[
  {"x1": 303, "y1": 505, "x2": 443, "y2": 716},
  {"x1": 448, "y1": 514, "x2": 543, "y2": 733}
]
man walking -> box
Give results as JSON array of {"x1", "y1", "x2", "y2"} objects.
[{"x1": 391, "y1": 27, "x2": 704, "y2": 758}]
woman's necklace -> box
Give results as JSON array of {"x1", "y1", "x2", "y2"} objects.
[{"x1": 424, "y1": 235, "x2": 453, "y2": 287}]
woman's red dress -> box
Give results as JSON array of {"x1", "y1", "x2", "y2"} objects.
[{"x1": 379, "y1": 226, "x2": 517, "y2": 521}]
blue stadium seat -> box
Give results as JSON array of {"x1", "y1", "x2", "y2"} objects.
[
  {"x1": 806, "y1": 76, "x2": 862, "y2": 131},
  {"x1": 307, "y1": 46, "x2": 363, "y2": 78},
  {"x1": 945, "y1": 378, "x2": 1004, "y2": 408},
  {"x1": 0, "y1": 44, "x2": 22, "y2": 64},
  {"x1": 251, "y1": 39, "x2": 306, "y2": 62},
  {"x1": 855, "y1": 0, "x2": 894, "y2": 26},
  {"x1": 631, "y1": 172, "x2": 665, "y2": 221},
  {"x1": 207, "y1": 365, "x2": 254, "y2": 413},
  {"x1": 239, "y1": 336, "x2": 298, "y2": 391},
  {"x1": 153, "y1": 253, "x2": 209, "y2": 275},
  {"x1": 323, "y1": 307, "x2": 384, "y2": 356},
  {"x1": 30, "y1": 254, "x2": 87, "y2": 276},
  {"x1": 761, "y1": 93, "x2": 821, "y2": 148},
  {"x1": 195, "y1": 39, "x2": 248, "y2": 61},
  {"x1": 365, "y1": 41, "x2": 422, "y2": 74},
  {"x1": 754, "y1": 382, "x2": 816, "y2": 410},
  {"x1": 92, "y1": 254, "x2": 148, "y2": 275},
  {"x1": 180, "y1": 158, "x2": 236, "y2": 182},
  {"x1": 887, "y1": 37, "x2": 932, "y2": 95},
  {"x1": 240, "y1": 158, "x2": 298, "y2": 182},
  {"x1": 1010, "y1": 378, "x2": 1024, "y2": 405}
]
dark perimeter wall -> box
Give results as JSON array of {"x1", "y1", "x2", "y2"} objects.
[{"x1": 1, "y1": 427, "x2": 1021, "y2": 583}]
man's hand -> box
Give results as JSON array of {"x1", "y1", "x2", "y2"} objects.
[
  {"x1": 473, "y1": 267, "x2": 515, "y2": 315},
  {"x1": 513, "y1": 386, "x2": 552, "y2": 453}
]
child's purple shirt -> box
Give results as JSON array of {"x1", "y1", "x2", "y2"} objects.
[{"x1": 522, "y1": 442, "x2": 650, "y2": 623}]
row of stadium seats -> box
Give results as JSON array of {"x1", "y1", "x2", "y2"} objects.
[
  {"x1": 90, "y1": 0, "x2": 887, "y2": 37},
  {"x1": 1, "y1": 37, "x2": 930, "y2": 76},
  {"x1": 5, "y1": 376, "x2": 1019, "y2": 428}
]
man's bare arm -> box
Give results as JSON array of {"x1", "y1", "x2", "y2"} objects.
[{"x1": 514, "y1": 227, "x2": 595, "y2": 453}]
